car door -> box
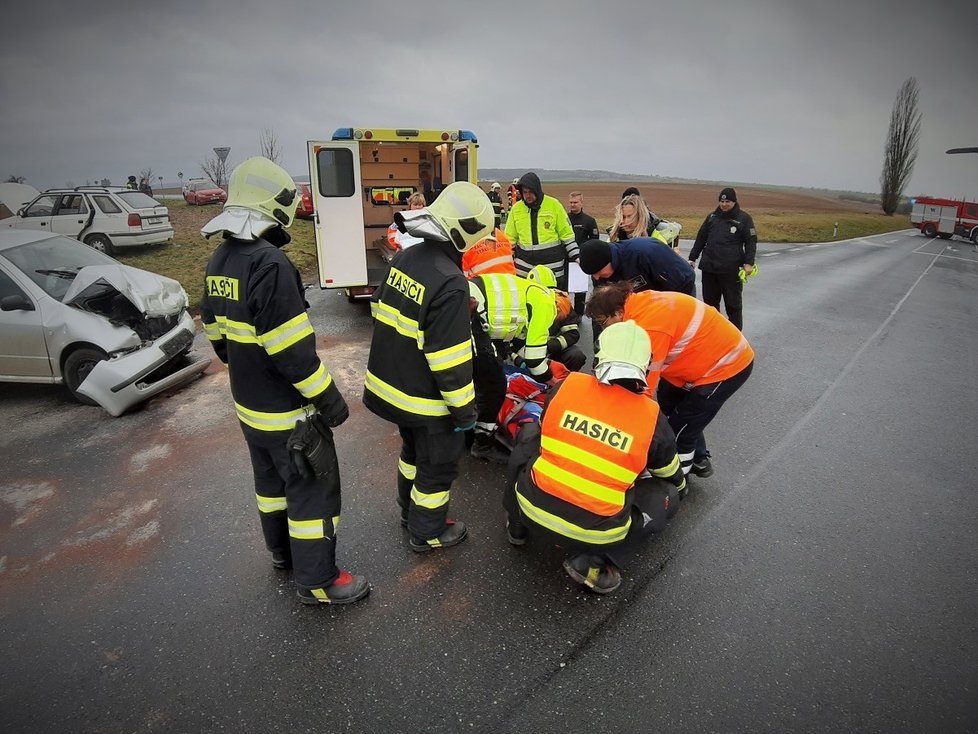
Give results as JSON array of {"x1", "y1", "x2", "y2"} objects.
[
  {"x1": 50, "y1": 194, "x2": 91, "y2": 237},
  {"x1": 308, "y1": 141, "x2": 365, "y2": 288},
  {"x1": 0, "y1": 264, "x2": 52, "y2": 379},
  {"x1": 13, "y1": 195, "x2": 58, "y2": 233}
]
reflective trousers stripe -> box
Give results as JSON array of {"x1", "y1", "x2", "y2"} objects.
[
  {"x1": 410, "y1": 485, "x2": 450, "y2": 509},
  {"x1": 398, "y1": 458, "x2": 417, "y2": 481},
  {"x1": 235, "y1": 402, "x2": 312, "y2": 431},
  {"x1": 256, "y1": 494, "x2": 287, "y2": 513},
  {"x1": 288, "y1": 516, "x2": 341, "y2": 539}
]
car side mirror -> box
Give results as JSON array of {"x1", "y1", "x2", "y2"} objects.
[
  {"x1": 16, "y1": 208, "x2": 24, "y2": 217},
  {"x1": 1, "y1": 294, "x2": 35, "y2": 311}
]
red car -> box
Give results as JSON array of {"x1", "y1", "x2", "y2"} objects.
[
  {"x1": 183, "y1": 180, "x2": 227, "y2": 206},
  {"x1": 294, "y1": 181, "x2": 314, "y2": 219}
]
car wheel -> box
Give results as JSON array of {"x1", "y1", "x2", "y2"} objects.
[
  {"x1": 922, "y1": 223, "x2": 937, "y2": 237},
  {"x1": 63, "y1": 347, "x2": 108, "y2": 406},
  {"x1": 84, "y1": 233, "x2": 115, "y2": 255}
]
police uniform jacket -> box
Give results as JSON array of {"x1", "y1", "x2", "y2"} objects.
[
  {"x1": 201, "y1": 236, "x2": 343, "y2": 444},
  {"x1": 689, "y1": 204, "x2": 757, "y2": 273},
  {"x1": 363, "y1": 239, "x2": 476, "y2": 430}
]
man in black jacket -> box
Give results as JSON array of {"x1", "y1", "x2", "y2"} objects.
[
  {"x1": 688, "y1": 187, "x2": 757, "y2": 330},
  {"x1": 567, "y1": 191, "x2": 599, "y2": 314}
]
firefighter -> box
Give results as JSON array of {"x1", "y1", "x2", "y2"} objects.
[
  {"x1": 363, "y1": 181, "x2": 494, "y2": 552},
  {"x1": 508, "y1": 178, "x2": 521, "y2": 209},
  {"x1": 200, "y1": 157, "x2": 369, "y2": 606},
  {"x1": 585, "y1": 282, "x2": 754, "y2": 478},
  {"x1": 505, "y1": 172, "x2": 579, "y2": 290},
  {"x1": 487, "y1": 182, "x2": 503, "y2": 228},
  {"x1": 468, "y1": 268, "x2": 559, "y2": 462},
  {"x1": 504, "y1": 321, "x2": 687, "y2": 594},
  {"x1": 526, "y1": 264, "x2": 586, "y2": 372}
]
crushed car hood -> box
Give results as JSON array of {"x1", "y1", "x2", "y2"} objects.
[{"x1": 63, "y1": 265, "x2": 188, "y2": 317}]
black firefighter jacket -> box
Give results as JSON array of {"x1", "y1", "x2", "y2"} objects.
[
  {"x1": 689, "y1": 205, "x2": 758, "y2": 273},
  {"x1": 201, "y1": 236, "x2": 344, "y2": 446},
  {"x1": 363, "y1": 239, "x2": 477, "y2": 430}
]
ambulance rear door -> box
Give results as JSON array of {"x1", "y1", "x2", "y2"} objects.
[
  {"x1": 451, "y1": 141, "x2": 476, "y2": 184},
  {"x1": 308, "y1": 141, "x2": 366, "y2": 289}
]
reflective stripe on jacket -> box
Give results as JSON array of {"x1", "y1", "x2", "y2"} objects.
[
  {"x1": 471, "y1": 272, "x2": 556, "y2": 381},
  {"x1": 530, "y1": 373, "x2": 657, "y2": 517},
  {"x1": 462, "y1": 228, "x2": 517, "y2": 277},
  {"x1": 624, "y1": 290, "x2": 754, "y2": 390},
  {"x1": 504, "y1": 195, "x2": 578, "y2": 283}
]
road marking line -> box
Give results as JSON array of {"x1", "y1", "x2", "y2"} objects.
[
  {"x1": 759, "y1": 253, "x2": 779, "y2": 257},
  {"x1": 852, "y1": 238, "x2": 890, "y2": 248},
  {"x1": 886, "y1": 239, "x2": 898, "y2": 243},
  {"x1": 788, "y1": 247, "x2": 805, "y2": 252},
  {"x1": 683, "y1": 249, "x2": 942, "y2": 546},
  {"x1": 911, "y1": 250, "x2": 978, "y2": 264}
]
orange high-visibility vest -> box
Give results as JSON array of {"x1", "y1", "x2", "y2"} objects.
[
  {"x1": 508, "y1": 184, "x2": 520, "y2": 208},
  {"x1": 623, "y1": 290, "x2": 754, "y2": 390},
  {"x1": 462, "y1": 228, "x2": 517, "y2": 277},
  {"x1": 531, "y1": 372, "x2": 658, "y2": 517}
]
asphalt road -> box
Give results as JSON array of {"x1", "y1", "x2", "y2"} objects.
[{"x1": 1, "y1": 229, "x2": 976, "y2": 733}]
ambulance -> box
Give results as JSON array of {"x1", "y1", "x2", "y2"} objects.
[{"x1": 306, "y1": 127, "x2": 479, "y2": 300}]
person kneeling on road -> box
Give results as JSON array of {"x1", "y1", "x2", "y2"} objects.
[
  {"x1": 200, "y1": 157, "x2": 369, "y2": 606},
  {"x1": 503, "y1": 321, "x2": 687, "y2": 595}
]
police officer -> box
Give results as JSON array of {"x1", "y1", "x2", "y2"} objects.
[
  {"x1": 200, "y1": 157, "x2": 369, "y2": 606},
  {"x1": 504, "y1": 321, "x2": 687, "y2": 594},
  {"x1": 363, "y1": 181, "x2": 494, "y2": 552},
  {"x1": 688, "y1": 187, "x2": 757, "y2": 330}
]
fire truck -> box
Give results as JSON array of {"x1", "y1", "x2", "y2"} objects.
[
  {"x1": 306, "y1": 127, "x2": 479, "y2": 300},
  {"x1": 910, "y1": 196, "x2": 978, "y2": 243}
]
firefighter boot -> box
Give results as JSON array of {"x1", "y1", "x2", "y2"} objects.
[
  {"x1": 271, "y1": 551, "x2": 292, "y2": 570},
  {"x1": 297, "y1": 571, "x2": 371, "y2": 606},
  {"x1": 409, "y1": 519, "x2": 468, "y2": 553},
  {"x1": 562, "y1": 554, "x2": 622, "y2": 594},
  {"x1": 506, "y1": 517, "x2": 528, "y2": 546},
  {"x1": 470, "y1": 430, "x2": 508, "y2": 465}
]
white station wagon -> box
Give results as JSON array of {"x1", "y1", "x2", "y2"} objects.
[{"x1": 0, "y1": 184, "x2": 174, "y2": 255}]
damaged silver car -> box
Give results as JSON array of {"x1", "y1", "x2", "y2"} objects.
[{"x1": 0, "y1": 230, "x2": 210, "y2": 416}]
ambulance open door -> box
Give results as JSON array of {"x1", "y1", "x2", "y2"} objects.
[{"x1": 308, "y1": 141, "x2": 366, "y2": 289}]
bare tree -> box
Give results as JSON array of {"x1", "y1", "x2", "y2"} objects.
[
  {"x1": 139, "y1": 167, "x2": 155, "y2": 183},
  {"x1": 880, "y1": 77, "x2": 922, "y2": 216},
  {"x1": 201, "y1": 155, "x2": 229, "y2": 188},
  {"x1": 5, "y1": 175, "x2": 26, "y2": 183},
  {"x1": 259, "y1": 127, "x2": 281, "y2": 164}
]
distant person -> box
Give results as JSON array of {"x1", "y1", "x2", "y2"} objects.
[
  {"x1": 138, "y1": 178, "x2": 153, "y2": 197},
  {"x1": 566, "y1": 191, "x2": 600, "y2": 314},
  {"x1": 126, "y1": 175, "x2": 138, "y2": 190},
  {"x1": 610, "y1": 194, "x2": 671, "y2": 246},
  {"x1": 618, "y1": 188, "x2": 682, "y2": 250},
  {"x1": 508, "y1": 178, "x2": 521, "y2": 209},
  {"x1": 578, "y1": 237, "x2": 696, "y2": 297},
  {"x1": 487, "y1": 182, "x2": 503, "y2": 228},
  {"x1": 688, "y1": 187, "x2": 757, "y2": 331},
  {"x1": 504, "y1": 172, "x2": 578, "y2": 290}
]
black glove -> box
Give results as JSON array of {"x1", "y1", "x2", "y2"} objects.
[
  {"x1": 287, "y1": 417, "x2": 338, "y2": 479},
  {"x1": 313, "y1": 386, "x2": 349, "y2": 428}
]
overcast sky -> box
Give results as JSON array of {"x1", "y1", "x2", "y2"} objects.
[{"x1": 1, "y1": 0, "x2": 975, "y2": 199}]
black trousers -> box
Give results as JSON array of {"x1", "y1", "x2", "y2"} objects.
[
  {"x1": 655, "y1": 360, "x2": 754, "y2": 474},
  {"x1": 396, "y1": 424, "x2": 465, "y2": 540},
  {"x1": 247, "y1": 437, "x2": 340, "y2": 590},
  {"x1": 701, "y1": 270, "x2": 744, "y2": 330},
  {"x1": 472, "y1": 343, "x2": 508, "y2": 427},
  {"x1": 553, "y1": 344, "x2": 586, "y2": 372}
]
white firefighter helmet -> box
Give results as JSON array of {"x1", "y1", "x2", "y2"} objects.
[
  {"x1": 491, "y1": 182, "x2": 501, "y2": 190},
  {"x1": 396, "y1": 181, "x2": 493, "y2": 252},
  {"x1": 200, "y1": 156, "x2": 297, "y2": 239},
  {"x1": 594, "y1": 321, "x2": 651, "y2": 387}
]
